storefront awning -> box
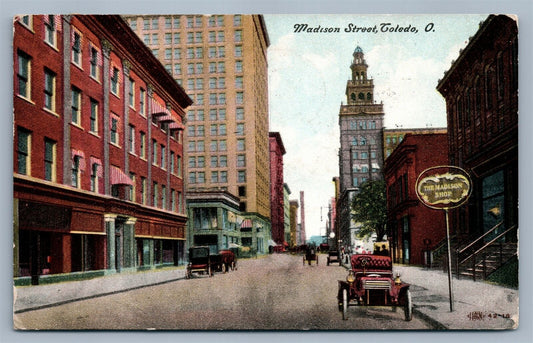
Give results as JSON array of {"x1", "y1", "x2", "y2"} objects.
[
  {"x1": 157, "y1": 114, "x2": 175, "y2": 123},
  {"x1": 151, "y1": 98, "x2": 171, "y2": 117},
  {"x1": 240, "y1": 219, "x2": 252, "y2": 228},
  {"x1": 169, "y1": 122, "x2": 185, "y2": 131},
  {"x1": 110, "y1": 166, "x2": 133, "y2": 186}
]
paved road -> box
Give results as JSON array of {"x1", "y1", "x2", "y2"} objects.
[{"x1": 14, "y1": 254, "x2": 431, "y2": 330}]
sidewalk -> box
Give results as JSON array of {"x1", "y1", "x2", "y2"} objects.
[
  {"x1": 13, "y1": 259, "x2": 519, "y2": 330},
  {"x1": 340, "y1": 255, "x2": 518, "y2": 330},
  {"x1": 13, "y1": 267, "x2": 186, "y2": 314}
]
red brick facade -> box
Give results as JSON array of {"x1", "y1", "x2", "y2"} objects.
[
  {"x1": 13, "y1": 15, "x2": 191, "y2": 284},
  {"x1": 384, "y1": 133, "x2": 449, "y2": 265},
  {"x1": 269, "y1": 132, "x2": 286, "y2": 246}
]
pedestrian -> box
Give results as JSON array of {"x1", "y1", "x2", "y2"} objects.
[
  {"x1": 374, "y1": 246, "x2": 381, "y2": 255},
  {"x1": 381, "y1": 244, "x2": 389, "y2": 257}
]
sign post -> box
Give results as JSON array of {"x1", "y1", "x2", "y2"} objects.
[{"x1": 415, "y1": 166, "x2": 472, "y2": 312}]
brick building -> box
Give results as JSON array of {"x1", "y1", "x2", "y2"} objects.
[
  {"x1": 269, "y1": 132, "x2": 286, "y2": 246},
  {"x1": 437, "y1": 15, "x2": 518, "y2": 242},
  {"x1": 384, "y1": 133, "x2": 449, "y2": 265},
  {"x1": 13, "y1": 15, "x2": 191, "y2": 285}
]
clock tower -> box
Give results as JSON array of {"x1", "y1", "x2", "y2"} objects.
[{"x1": 337, "y1": 46, "x2": 385, "y2": 246}]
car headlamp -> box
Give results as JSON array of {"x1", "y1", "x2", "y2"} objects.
[{"x1": 346, "y1": 270, "x2": 356, "y2": 283}]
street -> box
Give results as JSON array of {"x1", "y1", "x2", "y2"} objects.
[{"x1": 14, "y1": 253, "x2": 431, "y2": 330}]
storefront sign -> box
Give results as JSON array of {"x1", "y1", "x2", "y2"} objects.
[{"x1": 416, "y1": 166, "x2": 472, "y2": 210}]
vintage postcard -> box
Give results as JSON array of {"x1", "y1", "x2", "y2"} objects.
[{"x1": 11, "y1": 13, "x2": 519, "y2": 333}]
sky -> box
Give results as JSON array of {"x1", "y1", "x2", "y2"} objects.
[{"x1": 263, "y1": 14, "x2": 488, "y2": 239}]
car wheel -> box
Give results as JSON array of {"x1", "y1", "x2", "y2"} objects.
[
  {"x1": 342, "y1": 288, "x2": 349, "y2": 320},
  {"x1": 404, "y1": 290, "x2": 412, "y2": 321}
]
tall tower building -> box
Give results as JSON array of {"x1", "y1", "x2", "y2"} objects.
[
  {"x1": 338, "y1": 46, "x2": 385, "y2": 247},
  {"x1": 124, "y1": 15, "x2": 271, "y2": 253}
]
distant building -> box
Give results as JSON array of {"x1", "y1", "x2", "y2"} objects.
[
  {"x1": 384, "y1": 133, "x2": 449, "y2": 265},
  {"x1": 337, "y1": 46, "x2": 385, "y2": 249},
  {"x1": 289, "y1": 200, "x2": 299, "y2": 247},
  {"x1": 383, "y1": 127, "x2": 447, "y2": 160},
  {"x1": 283, "y1": 183, "x2": 291, "y2": 246},
  {"x1": 13, "y1": 15, "x2": 191, "y2": 285},
  {"x1": 269, "y1": 132, "x2": 286, "y2": 246}
]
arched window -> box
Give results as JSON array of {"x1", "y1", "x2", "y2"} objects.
[
  {"x1": 356, "y1": 72, "x2": 359, "y2": 80},
  {"x1": 351, "y1": 137, "x2": 357, "y2": 146},
  {"x1": 358, "y1": 93, "x2": 364, "y2": 100},
  {"x1": 350, "y1": 93, "x2": 356, "y2": 101},
  {"x1": 367, "y1": 92, "x2": 372, "y2": 101},
  {"x1": 360, "y1": 137, "x2": 366, "y2": 145},
  {"x1": 361, "y1": 72, "x2": 365, "y2": 80},
  {"x1": 485, "y1": 66, "x2": 493, "y2": 109}
]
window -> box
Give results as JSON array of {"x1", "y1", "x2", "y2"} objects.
[
  {"x1": 139, "y1": 131, "x2": 146, "y2": 158},
  {"x1": 72, "y1": 31, "x2": 82, "y2": 65},
  {"x1": 161, "y1": 185, "x2": 166, "y2": 209},
  {"x1": 178, "y1": 191, "x2": 183, "y2": 213},
  {"x1": 110, "y1": 116, "x2": 119, "y2": 144},
  {"x1": 128, "y1": 78, "x2": 135, "y2": 108},
  {"x1": 165, "y1": 33, "x2": 172, "y2": 44},
  {"x1": 217, "y1": 31, "x2": 225, "y2": 42},
  {"x1": 234, "y1": 30, "x2": 242, "y2": 42},
  {"x1": 153, "y1": 182, "x2": 158, "y2": 207},
  {"x1": 17, "y1": 51, "x2": 31, "y2": 99},
  {"x1": 235, "y1": 61, "x2": 243, "y2": 73},
  {"x1": 236, "y1": 92, "x2": 243, "y2": 104},
  {"x1": 217, "y1": 62, "x2": 225, "y2": 73},
  {"x1": 174, "y1": 47, "x2": 181, "y2": 58},
  {"x1": 129, "y1": 173, "x2": 136, "y2": 202},
  {"x1": 235, "y1": 76, "x2": 243, "y2": 88},
  {"x1": 195, "y1": 32, "x2": 203, "y2": 43},
  {"x1": 211, "y1": 171, "x2": 219, "y2": 183},
  {"x1": 187, "y1": 32, "x2": 194, "y2": 44},
  {"x1": 237, "y1": 170, "x2": 246, "y2": 183},
  {"x1": 173, "y1": 17, "x2": 180, "y2": 28},
  {"x1": 196, "y1": 63, "x2": 203, "y2": 73},
  {"x1": 16, "y1": 128, "x2": 31, "y2": 175},
  {"x1": 170, "y1": 151, "x2": 175, "y2": 173},
  {"x1": 44, "y1": 15, "x2": 57, "y2": 47},
  {"x1": 236, "y1": 123, "x2": 244, "y2": 135},
  {"x1": 174, "y1": 63, "x2": 181, "y2": 75},
  {"x1": 161, "y1": 144, "x2": 166, "y2": 168},
  {"x1": 218, "y1": 46, "x2": 225, "y2": 58},
  {"x1": 196, "y1": 110, "x2": 204, "y2": 121},
  {"x1": 219, "y1": 124, "x2": 226, "y2": 136},
  {"x1": 177, "y1": 156, "x2": 182, "y2": 176},
  {"x1": 141, "y1": 177, "x2": 147, "y2": 205},
  {"x1": 197, "y1": 172, "x2": 205, "y2": 184},
  {"x1": 43, "y1": 138, "x2": 56, "y2": 182},
  {"x1": 220, "y1": 171, "x2": 227, "y2": 183},
  {"x1": 140, "y1": 88, "x2": 146, "y2": 115},
  {"x1": 218, "y1": 77, "x2": 225, "y2": 88},
  {"x1": 234, "y1": 15, "x2": 242, "y2": 26},
  {"x1": 497, "y1": 52, "x2": 505, "y2": 100},
  {"x1": 171, "y1": 189, "x2": 176, "y2": 212},
  {"x1": 128, "y1": 125, "x2": 135, "y2": 153},
  {"x1": 209, "y1": 93, "x2": 217, "y2": 105},
  {"x1": 210, "y1": 140, "x2": 218, "y2": 152},
  {"x1": 111, "y1": 67, "x2": 119, "y2": 95},
  {"x1": 197, "y1": 156, "x2": 205, "y2": 168},
  {"x1": 220, "y1": 155, "x2": 227, "y2": 167},
  {"x1": 143, "y1": 34, "x2": 150, "y2": 45},
  {"x1": 152, "y1": 33, "x2": 158, "y2": 44},
  {"x1": 165, "y1": 17, "x2": 171, "y2": 29},
  {"x1": 152, "y1": 140, "x2": 158, "y2": 165},
  {"x1": 237, "y1": 154, "x2": 246, "y2": 167},
  {"x1": 44, "y1": 69, "x2": 56, "y2": 112},
  {"x1": 90, "y1": 163, "x2": 99, "y2": 192},
  {"x1": 90, "y1": 46, "x2": 99, "y2": 79},
  {"x1": 197, "y1": 141, "x2": 205, "y2": 152},
  {"x1": 71, "y1": 87, "x2": 81, "y2": 125},
  {"x1": 90, "y1": 99, "x2": 98, "y2": 134},
  {"x1": 189, "y1": 172, "x2": 196, "y2": 184},
  {"x1": 165, "y1": 48, "x2": 171, "y2": 60},
  {"x1": 236, "y1": 108, "x2": 244, "y2": 120},
  {"x1": 20, "y1": 15, "x2": 33, "y2": 29},
  {"x1": 209, "y1": 62, "x2": 216, "y2": 73},
  {"x1": 235, "y1": 45, "x2": 242, "y2": 57},
  {"x1": 197, "y1": 125, "x2": 205, "y2": 136},
  {"x1": 71, "y1": 156, "x2": 81, "y2": 188},
  {"x1": 237, "y1": 139, "x2": 245, "y2": 151},
  {"x1": 143, "y1": 19, "x2": 150, "y2": 30}
]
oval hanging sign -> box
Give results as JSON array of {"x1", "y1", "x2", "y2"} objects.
[{"x1": 415, "y1": 166, "x2": 472, "y2": 210}]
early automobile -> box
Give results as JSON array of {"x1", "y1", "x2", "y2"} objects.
[
  {"x1": 303, "y1": 244, "x2": 319, "y2": 265},
  {"x1": 186, "y1": 246, "x2": 213, "y2": 278},
  {"x1": 211, "y1": 249, "x2": 237, "y2": 273},
  {"x1": 186, "y1": 246, "x2": 237, "y2": 279},
  {"x1": 337, "y1": 254, "x2": 412, "y2": 321},
  {"x1": 327, "y1": 250, "x2": 342, "y2": 266}
]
